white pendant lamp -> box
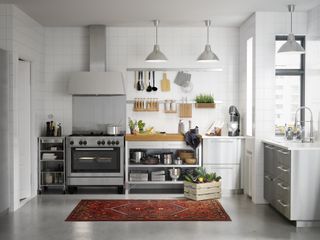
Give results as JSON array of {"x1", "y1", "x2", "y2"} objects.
[
  {"x1": 278, "y1": 4, "x2": 305, "y2": 54},
  {"x1": 145, "y1": 20, "x2": 168, "y2": 62},
  {"x1": 197, "y1": 20, "x2": 219, "y2": 62}
]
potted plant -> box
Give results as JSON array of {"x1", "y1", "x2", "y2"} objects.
[
  {"x1": 128, "y1": 118, "x2": 137, "y2": 134},
  {"x1": 184, "y1": 167, "x2": 221, "y2": 201},
  {"x1": 137, "y1": 120, "x2": 145, "y2": 133},
  {"x1": 195, "y1": 94, "x2": 215, "y2": 108}
]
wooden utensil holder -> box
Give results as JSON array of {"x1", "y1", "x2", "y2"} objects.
[{"x1": 179, "y1": 103, "x2": 192, "y2": 118}]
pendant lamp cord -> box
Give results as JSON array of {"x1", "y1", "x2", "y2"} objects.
[
  {"x1": 154, "y1": 20, "x2": 159, "y2": 45},
  {"x1": 205, "y1": 20, "x2": 211, "y2": 44},
  {"x1": 290, "y1": 10, "x2": 293, "y2": 33}
]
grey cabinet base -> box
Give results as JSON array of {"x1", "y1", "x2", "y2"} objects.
[{"x1": 296, "y1": 221, "x2": 320, "y2": 228}]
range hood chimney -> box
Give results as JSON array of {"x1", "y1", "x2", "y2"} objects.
[{"x1": 68, "y1": 25, "x2": 125, "y2": 95}]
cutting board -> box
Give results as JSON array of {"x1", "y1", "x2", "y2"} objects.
[{"x1": 160, "y1": 73, "x2": 171, "y2": 92}]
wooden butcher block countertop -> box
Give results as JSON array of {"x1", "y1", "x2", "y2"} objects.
[{"x1": 125, "y1": 133, "x2": 186, "y2": 141}]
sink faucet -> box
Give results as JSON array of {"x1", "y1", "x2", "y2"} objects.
[{"x1": 294, "y1": 106, "x2": 314, "y2": 143}]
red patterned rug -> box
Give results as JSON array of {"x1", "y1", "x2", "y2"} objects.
[{"x1": 65, "y1": 199, "x2": 231, "y2": 221}]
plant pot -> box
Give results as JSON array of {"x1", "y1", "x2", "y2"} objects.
[
  {"x1": 184, "y1": 181, "x2": 221, "y2": 201},
  {"x1": 195, "y1": 103, "x2": 216, "y2": 109}
]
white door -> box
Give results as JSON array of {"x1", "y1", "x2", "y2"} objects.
[{"x1": 18, "y1": 59, "x2": 31, "y2": 201}]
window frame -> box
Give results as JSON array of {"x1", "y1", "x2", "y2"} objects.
[{"x1": 275, "y1": 35, "x2": 306, "y2": 128}]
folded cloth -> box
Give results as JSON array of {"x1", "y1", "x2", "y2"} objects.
[{"x1": 184, "y1": 131, "x2": 201, "y2": 149}]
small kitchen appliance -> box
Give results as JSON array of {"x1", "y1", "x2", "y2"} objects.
[{"x1": 228, "y1": 106, "x2": 240, "y2": 136}]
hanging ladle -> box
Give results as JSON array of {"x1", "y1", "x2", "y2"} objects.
[
  {"x1": 152, "y1": 71, "x2": 157, "y2": 91},
  {"x1": 146, "y1": 71, "x2": 152, "y2": 92}
]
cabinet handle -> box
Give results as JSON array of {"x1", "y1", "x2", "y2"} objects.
[
  {"x1": 277, "y1": 182, "x2": 290, "y2": 190},
  {"x1": 277, "y1": 165, "x2": 290, "y2": 172},
  {"x1": 277, "y1": 199, "x2": 289, "y2": 208},
  {"x1": 265, "y1": 145, "x2": 274, "y2": 150},
  {"x1": 277, "y1": 149, "x2": 289, "y2": 155},
  {"x1": 264, "y1": 175, "x2": 272, "y2": 181}
]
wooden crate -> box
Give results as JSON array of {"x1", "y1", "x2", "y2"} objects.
[{"x1": 184, "y1": 181, "x2": 221, "y2": 201}]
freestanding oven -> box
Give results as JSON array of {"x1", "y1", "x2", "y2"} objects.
[{"x1": 66, "y1": 134, "x2": 124, "y2": 193}]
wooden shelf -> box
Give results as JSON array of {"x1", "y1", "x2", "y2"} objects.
[
  {"x1": 125, "y1": 133, "x2": 185, "y2": 141},
  {"x1": 128, "y1": 164, "x2": 199, "y2": 168},
  {"x1": 128, "y1": 181, "x2": 184, "y2": 185},
  {"x1": 127, "y1": 68, "x2": 222, "y2": 72}
]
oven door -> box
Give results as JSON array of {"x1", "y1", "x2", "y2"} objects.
[{"x1": 68, "y1": 147, "x2": 123, "y2": 177}]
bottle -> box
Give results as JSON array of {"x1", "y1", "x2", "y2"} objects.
[
  {"x1": 57, "y1": 123, "x2": 62, "y2": 137},
  {"x1": 178, "y1": 120, "x2": 185, "y2": 134}
]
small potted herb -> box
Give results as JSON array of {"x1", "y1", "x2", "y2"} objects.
[
  {"x1": 137, "y1": 120, "x2": 145, "y2": 133},
  {"x1": 184, "y1": 167, "x2": 221, "y2": 200},
  {"x1": 195, "y1": 94, "x2": 215, "y2": 108},
  {"x1": 128, "y1": 118, "x2": 137, "y2": 134}
]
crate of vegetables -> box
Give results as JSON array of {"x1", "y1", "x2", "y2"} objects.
[{"x1": 184, "y1": 167, "x2": 221, "y2": 201}]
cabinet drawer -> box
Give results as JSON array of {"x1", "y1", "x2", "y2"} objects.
[
  {"x1": 264, "y1": 144, "x2": 276, "y2": 174},
  {"x1": 276, "y1": 148, "x2": 291, "y2": 167},
  {"x1": 276, "y1": 164, "x2": 290, "y2": 184},
  {"x1": 274, "y1": 198, "x2": 291, "y2": 219},
  {"x1": 264, "y1": 174, "x2": 274, "y2": 203},
  {"x1": 203, "y1": 164, "x2": 240, "y2": 190},
  {"x1": 275, "y1": 179, "x2": 290, "y2": 204},
  {"x1": 203, "y1": 139, "x2": 240, "y2": 164}
]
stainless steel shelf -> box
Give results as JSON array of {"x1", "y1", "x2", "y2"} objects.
[
  {"x1": 127, "y1": 68, "x2": 222, "y2": 72},
  {"x1": 129, "y1": 164, "x2": 199, "y2": 168},
  {"x1": 41, "y1": 171, "x2": 64, "y2": 174},
  {"x1": 40, "y1": 159, "x2": 64, "y2": 162},
  {"x1": 128, "y1": 181, "x2": 184, "y2": 185},
  {"x1": 40, "y1": 150, "x2": 64, "y2": 152}
]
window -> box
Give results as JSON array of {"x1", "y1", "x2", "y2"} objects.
[{"x1": 274, "y1": 36, "x2": 305, "y2": 136}]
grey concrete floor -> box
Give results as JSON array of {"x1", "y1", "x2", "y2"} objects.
[{"x1": 0, "y1": 193, "x2": 320, "y2": 240}]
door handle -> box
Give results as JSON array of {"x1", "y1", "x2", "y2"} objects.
[
  {"x1": 277, "y1": 149, "x2": 289, "y2": 155},
  {"x1": 277, "y1": 182, "x2": 290, "y2": 190},
  {"x1": 75, "y1": 148, "x2": 114, "y2": 151},
  {"x1": 277, "y1": 165, "x2": 290, "y2": 172},
  {"x1": 265, "y1": 145, "x2": 274, "y2": 150},
  {"x1": 277, "y1": 199, "x2": 289, "y2": 208},
  {"x1": 264, "y1": 175, "x2": 272, "y2": 181}
]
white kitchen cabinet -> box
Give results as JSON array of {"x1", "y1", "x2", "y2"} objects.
[
  {"x1": 202, "y1": 137, "x2": 244, "y2": 192},
  {"x1": 203, "y1": 164, "x2": 240, "y2": 190}
]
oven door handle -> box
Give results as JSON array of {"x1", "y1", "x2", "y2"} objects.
[{"x1": 74, "y1": 148, "x2": 114, "y2": 151}]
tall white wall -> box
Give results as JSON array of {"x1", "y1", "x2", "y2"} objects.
[
  {"x1": 109, "y1": 27, "x2": 239, "y2": 134},
  {"x1": 0, "y1": 4, "x2": 11, "y2": 214},
  {"x1": 0, "y1": 3, "x2": 45, "y2": 211},
  {"x1": 306, "y1": 5, "x2": 320, "y2": 138},
  {"x1": 42, "y1": 26, "x2": 240, "y2": 135}
]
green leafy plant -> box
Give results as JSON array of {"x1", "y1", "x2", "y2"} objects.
[
  {"x1": 195, "y1": 94, "x2": 214, "y2": 103},
  {"x1": 128, "y1": 118, "x2": 137, "y2": 133},
  {"x1": 137, "y1": 120, "x2": 145, "y2": 133},
  {"x1": 184, "y1": 167, "x2": 221, "y2": 183}
]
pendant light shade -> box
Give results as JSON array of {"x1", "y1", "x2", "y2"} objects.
[
  {"x1": 145, "y1": 20, "x2": 168, "y2": 62},
  {"x1": 278, "y1": 5, "x2": 305, "y2": 54},
  {"x1": 197, "y1": 20, "x2": 219, "y2": 62}
]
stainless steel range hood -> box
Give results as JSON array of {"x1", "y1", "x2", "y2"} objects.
[{"x1": 68, "y1": 25, "x2": 125, "y2": 95}]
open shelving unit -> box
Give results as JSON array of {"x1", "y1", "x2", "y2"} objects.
[
  {"x1": 125, "y1": 140, "x2": 202, "y2": 194},
  {"x1": 38, "y1": 137, "x2": 66, "y2": 194}
]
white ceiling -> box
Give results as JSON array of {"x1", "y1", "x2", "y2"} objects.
[{"x1": 1, "y1": 0, "x2": 320, "y2": 27}]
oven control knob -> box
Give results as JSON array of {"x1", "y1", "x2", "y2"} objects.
[
  {"x1": 97, "y1": 140, "x2": 101, "y2": 145},
  {"x1": 112, "y1": 141, "x2": 115, "y2": 145},
  {"x1": 70, "y1": 140, "x2": 74, "y2": 145},
  {"x1": 79, "y1": 140, "x2": 83, "y2": 145},
  {"x1": 115, "y1": 140, "x2": 119, "y2": 145},
  {"x1": 101, "y1": 140, "x2": 105, "y2": 145},
  {"x1": 107, "y1": 140, "x2": 111, "y2": 145},
  {"x1": 83, "y1": 140, "x2": 87, "y2": 145}
]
